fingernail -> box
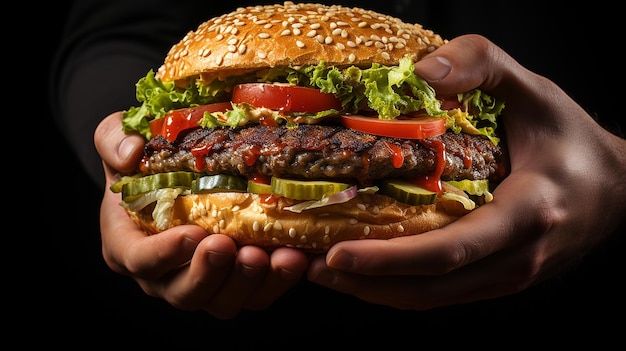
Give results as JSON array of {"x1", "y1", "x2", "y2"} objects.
[
  {"x1": 207, "y1": 251, "x2": 233, "y2": 268},
  {"x1": 182, "y1": 237, "x2": 199, "y2": 255},
  {"x1": 118, "y1": 136, "x2": 135, "y2": 161},
  {"x1": 279, "y1": 268, "x2": 301, "y2": 281},
  {"x1": 240, "y1": 264, "x2": 264, "y2": 278},
  {"x1": 327, "y1": 251, "x2": 356, "y2": 271},
  {"x1": 417, "y1": 56, "x2": 452, "y2": 82}
]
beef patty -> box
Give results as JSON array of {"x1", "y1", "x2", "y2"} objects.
[{"x1": 140, "y1": 124, "x2": 503, "y2": 185}]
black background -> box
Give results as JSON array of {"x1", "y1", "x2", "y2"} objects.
[{"x1": 41, "y1": 1, "x2": 623, "y2": 347}]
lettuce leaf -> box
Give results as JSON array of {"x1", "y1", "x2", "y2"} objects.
[{"x1": 123, "y1": 57, "x2": 504, "y2": 144}]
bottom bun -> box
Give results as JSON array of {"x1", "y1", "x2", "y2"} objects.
[{"x1": 127, "y1": 192, "x2": 461, "y2": 252}]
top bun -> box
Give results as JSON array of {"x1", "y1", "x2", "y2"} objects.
[{"x1": 157, "y1": 1, "x2": 446, "y2": 83}]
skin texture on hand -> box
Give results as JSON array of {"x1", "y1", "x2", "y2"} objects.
[
  {"x1": 306, "y1": 34, "x2": 626, "y2": 310},
  {"x1": 95, "y1": 113, "x2": 310, "y2": 320}
]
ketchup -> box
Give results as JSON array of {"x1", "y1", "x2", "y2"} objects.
[
  {"x1": 242, "y1": 145, "x2": 261, "y2": 166},
  {"x1": 413, "y1": 139, "x2": 446, "y2": 193},
  {"x1": 385, "y1": 142, "x2": 404, "y2": 168},
  {"x1": 191, "y1": 144, "x2": 210, "y2": 171}
]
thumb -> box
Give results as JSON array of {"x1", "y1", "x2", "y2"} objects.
[
  {"x1": 94, "y1": 111, "x2": 145, "y2": 174},
  {"x1": 414, "y1": 34, "x2": 520, "y2": 97}
]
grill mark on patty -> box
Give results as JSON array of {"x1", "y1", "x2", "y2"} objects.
[{"x1": 142, "y1": 124, "x2": 502, "y2": 185}]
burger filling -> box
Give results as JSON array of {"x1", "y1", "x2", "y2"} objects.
[{"x1": 113, "y1": 57, "x2": 506, "y2": 228}]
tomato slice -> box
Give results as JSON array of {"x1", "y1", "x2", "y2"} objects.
[
  {"x1": 340, "y1": 115, "x2": 446, "y2": 139},
  {"x1": 151, "y1": 102, "x2": 232, "y2": 142},
  {"x1": 231, "y1": 83, "x2": 342, "y2": 113}
]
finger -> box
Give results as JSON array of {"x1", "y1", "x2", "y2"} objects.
[
  {"x1": 141, "y1": 234, "x2": 238, "y2": 310},
  {"x1": 414, "y1": 34, "x2": 520, "y2": 96},
  {"x1": 99, "y1": 184, "x2": 209, "y2": 278},
  {"x1": 242, "y1": 247, "x2": 309, "y2": 310},
  {"x1": 415, "y1": 34, "x2": 586, "y2": 133},
  {"x1": 309, "y1": 171, "x2": 548, "y2": 277},
  {"x1": 307, "y1": 240, "x2": 541, "y2": 310},
  {"x1": 94, "y1": 111, "x2": 144, "y2": 173},
  {"x1": 201, "y1": 245, "x2": 271, "y2": 319}
]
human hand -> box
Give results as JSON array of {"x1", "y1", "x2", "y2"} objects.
[
  {"x1": 307, "y1": 34, "x2": 626, "y2": 309},
  {"x1": 94, "y1": 112, "x2": 309, "y2": 319}
]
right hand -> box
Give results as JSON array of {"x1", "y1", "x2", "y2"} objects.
[{"x1": 94, "y1": 112, "x2": 310, "y2": 319}]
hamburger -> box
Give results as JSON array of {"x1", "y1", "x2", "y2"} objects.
[{"x1": 111, "y1": 2, "x2": 507, "y2": 252}]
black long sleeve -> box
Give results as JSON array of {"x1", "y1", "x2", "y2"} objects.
[{"x1": 49, "y1": 0, "x2": 215, "y2": 186}]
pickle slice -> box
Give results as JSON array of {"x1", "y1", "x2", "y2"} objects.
[
  {"x1": 122, "y1": 171, "x2": 199, "y2": 202},
  {"x1": 110, "y1": 174, "x2": 142, "y2": 193},
  {"x1": 445, "y1": 179, "x2": 489, "y2": 196},
  {"x1": 380, "y1": 180, "x2": 437, "y2": 205},
  {"x1": 192, "y1": 174, "x2": 247, "y2": 193},
  {"x1": 247, "y1": 180, "x2": 272, "y2": 194},
  {"x1": 271, "y1": 177, "x2": 351, "y2": 200}
]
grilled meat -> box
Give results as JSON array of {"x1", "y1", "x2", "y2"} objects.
[{"x1": 140, "y1": 124, "x2": 502, "y2": 185}]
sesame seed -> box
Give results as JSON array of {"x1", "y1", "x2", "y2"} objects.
[
  {"x1": 281, "y1": 29, "x2": 291, "y2": 36},
  {"x1": 274, "y1": 221, "x2": 283, "y2": 231},
  {"x1": 349, "y1": 218, "x2": 358, "y2": 224},
  {"x1": 288, "y1": 227, "x2": 296, "y2": 238},
  {"x1": 363, "y1": 226, "x2": 371, "y2": 236},
  {"x1": 253, "y1": 221, "x2": 260, "y2": 231},
  {"x1": 296, "y1": 40, "x2": 305, "y2": 48},
  {"x1": 258, "y1": 33, "x2": 270, "y2": 38},
  {"x1": 299, "y1": 235, "x2": 307, "y2": 243},
  {"x1": 397, "y1": 224, "x2": 405, "y2": 232}
]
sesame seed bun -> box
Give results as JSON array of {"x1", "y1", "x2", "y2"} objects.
[
  {"x1": 128, "y1": 192, "x2": 461, "y2": 253},
  {"x1": 157, "y1": 2, "x2": 446, "y2": 83}
]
